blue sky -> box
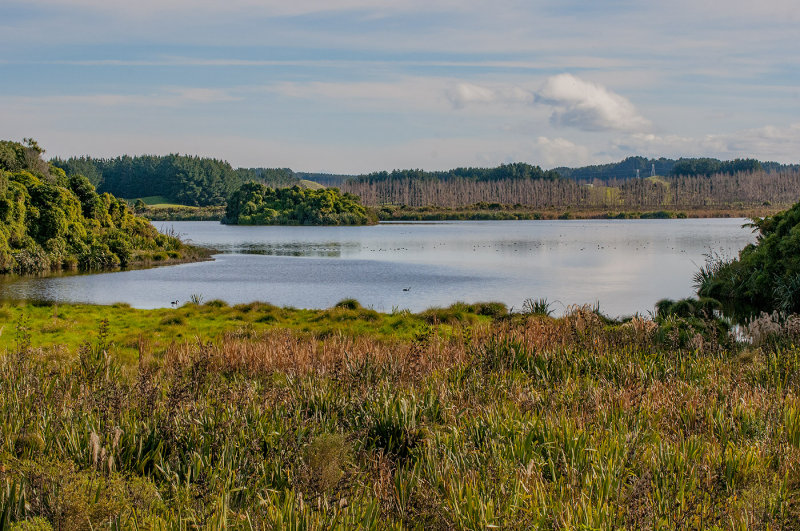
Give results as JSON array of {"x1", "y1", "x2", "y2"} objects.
[{"x1": 1, "y1": 0, "x2": 798, "y2": 173}]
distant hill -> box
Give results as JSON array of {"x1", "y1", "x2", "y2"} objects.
[
  {"x1": 296, "y1": 173, "x2": 353, "y2": 187},
  {"x1": 304, "y1": 157, "x2": 798, "y2": 186},
  {"x1": 349, "y1": 163, "x2": 559, "y2": 185},
  {"x1": 52, "y1": 156, "x2": 304, "y2": 207},
  {"x1": 554, "y1": 156, "x2": 798, "y2": 181},
  {"x1": 52, "y1": 154, "x2": 247, "y2": 207},
  {"x1": 51, "y1": 152, "x2": 799, "y2": 210}
]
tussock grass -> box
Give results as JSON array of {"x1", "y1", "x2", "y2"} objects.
[{"x1": 1, "y1": 302, "x2": 799, "y2": 528}]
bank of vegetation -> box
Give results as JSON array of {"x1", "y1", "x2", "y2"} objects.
[
  {"x1": 0, "y1": 140, "x2": 206, "y2": 275},
  {"x1": 376, "y1": 204, "x2": 784, "y2": 222},
  {"x1": 47, "y1": 151, "x2": 800, "y2": 222},
  {"x1": 696, "y1": 199, "x2": 800, "y2": 317},
  {"x1": 4, "y1": 184, "x2": 800, "y2": 528},
  {"x1": 223, "y1": 183, "x2": 376, "y2": 226},
  {"x1": 342, "y1": 169, "x2": 800, "y2": 213},
  {"x1": 1, "y1": 296, "x2": 799, "y2": 529},
  {"x1": 52, "y1": 155, "x2": 300, "y2": 207}
]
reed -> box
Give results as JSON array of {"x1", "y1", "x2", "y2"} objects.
[{"x1": 0, "y1": 302, "x2": 798, "y2": 528}]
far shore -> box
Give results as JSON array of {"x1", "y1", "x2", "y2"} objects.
[{"x1": 140, "y1": 204, "x2": 786, "y2": 222}]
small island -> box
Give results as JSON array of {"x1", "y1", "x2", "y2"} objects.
[
  {"x1": 0, "y1": 139, "x2": 207, "y2": 275},
  {"x1": 223, "y1": 182, "x2": 377, "y2": 226}
]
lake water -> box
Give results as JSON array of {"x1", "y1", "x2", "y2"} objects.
[{"x1": 0, "y1": 219, "x2": 755, "y2": 317}]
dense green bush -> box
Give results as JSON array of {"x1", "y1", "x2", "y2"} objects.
[
  {"x1": 697, "y1": 200, "x2": 800, "y2": 314},
  {"x1": 224, "y1": 182, "x2": 375, "y2": 225},
  {"x1": 0, "y1": 139, "x2": 201, "y2": 274}
]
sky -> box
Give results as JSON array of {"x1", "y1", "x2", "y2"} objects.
[{"x1": 1, "y1": 0, "x2": 798, "y2": 173}]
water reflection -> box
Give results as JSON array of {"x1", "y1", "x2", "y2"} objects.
[
  {"x1": 212, "y1": 241, "x2": 360, "y2": 257},
  {"x1": 0, "y1": 219, "x2": 756, "y2": 317}
]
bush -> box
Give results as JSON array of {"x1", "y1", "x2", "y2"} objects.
[
  {"x1": 698, "y1": 201, "x2": 800, "y2": 315},
  {"x1": 334, "y1": 298, "x2": 361, "y2": 310}
]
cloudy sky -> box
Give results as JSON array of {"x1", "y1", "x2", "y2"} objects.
[{"x1": 1, "y1": 0, "x2": 798, "y2": 173}]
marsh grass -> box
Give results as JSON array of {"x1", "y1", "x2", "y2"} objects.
[{"x1": 0, "y1": 302, "x2": 799, "y2": 528}]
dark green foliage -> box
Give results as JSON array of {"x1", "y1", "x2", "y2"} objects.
[
  {"x1": 353, "y1": 162, "x2": 559, "y2": 185},
  {"x1": 335, "y1": 298, "x2": 361, "y2": 310},
  {"x1": 552, "y1": 155, "x2": 793, "y2": 180},
  {"x1": 522, "y1": 298, "x2": 553, "y2": 317},
  {"x1": 224, "y1": 183, "x2": 374, "y2": 225},
  {"x1": 0, "y1": 140, "x2": 200, "y2": 275},
  {"x1": 698, "y1": 201, "x2": 800, "y2": 315},
  {"x1": 52, "y1": 154, "x2": 249, "y2": 207},
  {"x1": 554, "y1": 156, "x2": 674, "y2": 180},
  {"x1": 654, "y1": 297, "x2": 731, "y2": 349},
  {"x1": 671, "y1": 157, "x2": 763, "y2": 177},
  {"x1": 51, "y1": 156, "x2": 305, "y2": 208},
  {"x1": 239, "y1": 167, "x2": 300, "y2": 189}
]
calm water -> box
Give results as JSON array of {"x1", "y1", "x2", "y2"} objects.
[{"x1": 0, "y1": 219, "x2": 755, "y2": 317}]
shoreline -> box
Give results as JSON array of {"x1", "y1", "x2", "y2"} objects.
[{"x1": 143, "y1": 205, "x2": 786, "y2": 222}]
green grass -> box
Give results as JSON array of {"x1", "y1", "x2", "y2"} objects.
[
  {"x1": 0, "y1": 300, "x2": 486, "y2": 365},
  {"x1": 299, "y1": 179, "x2": 326, "y2": 190},
  {"x1": 1, "y1": 301, "x2": 799, "y2": 528}
]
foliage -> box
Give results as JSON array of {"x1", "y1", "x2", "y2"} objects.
[
  {"x1": 224, "y1": 183, "x2": 375, "y2": 225},
  {"x1": 353, "y1": 162, "x2": 560, "y2": 185},
  {"x1": 0, "y1": 140, "x2": 204, "y2": 275},
  {"x1": 697, "y1": 200, "x2": 800, "y2": 315},
  {"x1": 552, "y1": 155, "x2": 793, "y2": 180},
  {"x1": 0, "y1": 301, "x2": 798, "y2": 528},
  {"x1": 671, "y1": 157, "x2": 763, "y2": 177},
  {"x1": 522, "y1": 298, "x2": 553, "y2": 317},
  {"x1": 653, "y1": 297, "x2": 731, "y2": 349},
  {"x1": 51, "y1": 155, "x2": 302, "y2": 208},
  {"x1": 345, "y1": 167, "x2": 800, "y2": 210},
  {"x1": 240, "y1": 167, "x2": 300, "y2": 189}
]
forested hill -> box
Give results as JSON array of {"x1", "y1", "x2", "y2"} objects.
[
  {"x1": 351, "y1": 163, "x2": 559, "y2": 185},
  {"x1": 553, "y1": 156, "x2": 797, "y2": 181},
  {"x1": 52, "y1": 155, "x2": 301, "y2": 207},
  {"x1": 0, "y1": 139, "x2": 203, "y2": 274},
  {"x1": 50, "y1": 153, "x2": 799, "y2": 208},
  {"x1": 307, "y1": 157, "x2": 798, "y2": 187}
]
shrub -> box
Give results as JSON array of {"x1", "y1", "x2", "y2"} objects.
[{"x1": 334, "y1": 298, "x2": 361, "y2": 310}]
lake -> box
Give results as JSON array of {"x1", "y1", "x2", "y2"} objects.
[{"x1": 0, "y1": 219, "x2": 755, "y2": 317}]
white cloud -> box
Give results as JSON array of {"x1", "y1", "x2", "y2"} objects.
[
  {"x1": 615, "y1": 123, "x2": 800, "y2": 163},
  {"x1": 534, "y1": 137, "x2": 592, "y2": 167},
  {"x1": 446, "y1": 82, "x2": 533, "y2": 109},
  {"x1": 447, "y1": 83, "x2": 497, "y2": 108},
  {"x1": 536, "y1": 74, "x2": 651, "y2": 133}
]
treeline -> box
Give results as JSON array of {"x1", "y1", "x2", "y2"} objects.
[
  {"x1": 224, "y1": 183, "x2": 374, "y2": 226},
  {"x1": 0, "y1": 140, "x2": 202, "y2": 274},
  {"x1": 342, "y1": 170, "x2": 800, "y2": 209},
  {"x1": 52, "y1": 155, "x2": 301, "y2": 207},
  {"x1": 553, "y1": 156, "x2": 797, "y2": 181},
  {"x1": 351, "y1": 162, "x2": 559, "y2": 185},
  {"x1": 245, "y1": 167, "x2": 300, "y2": 188}
]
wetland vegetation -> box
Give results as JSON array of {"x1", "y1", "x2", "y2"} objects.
[
  {"x1": 1, "y1": 297, "x2": 800, "y2": 529},
  {"x1": 4, "y1": 139, "x2": 800, "y2": 528}
]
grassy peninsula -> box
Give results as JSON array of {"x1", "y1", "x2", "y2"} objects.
[{"x1": 0, "y1": 140, "x2": 207, "y2": 275}]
